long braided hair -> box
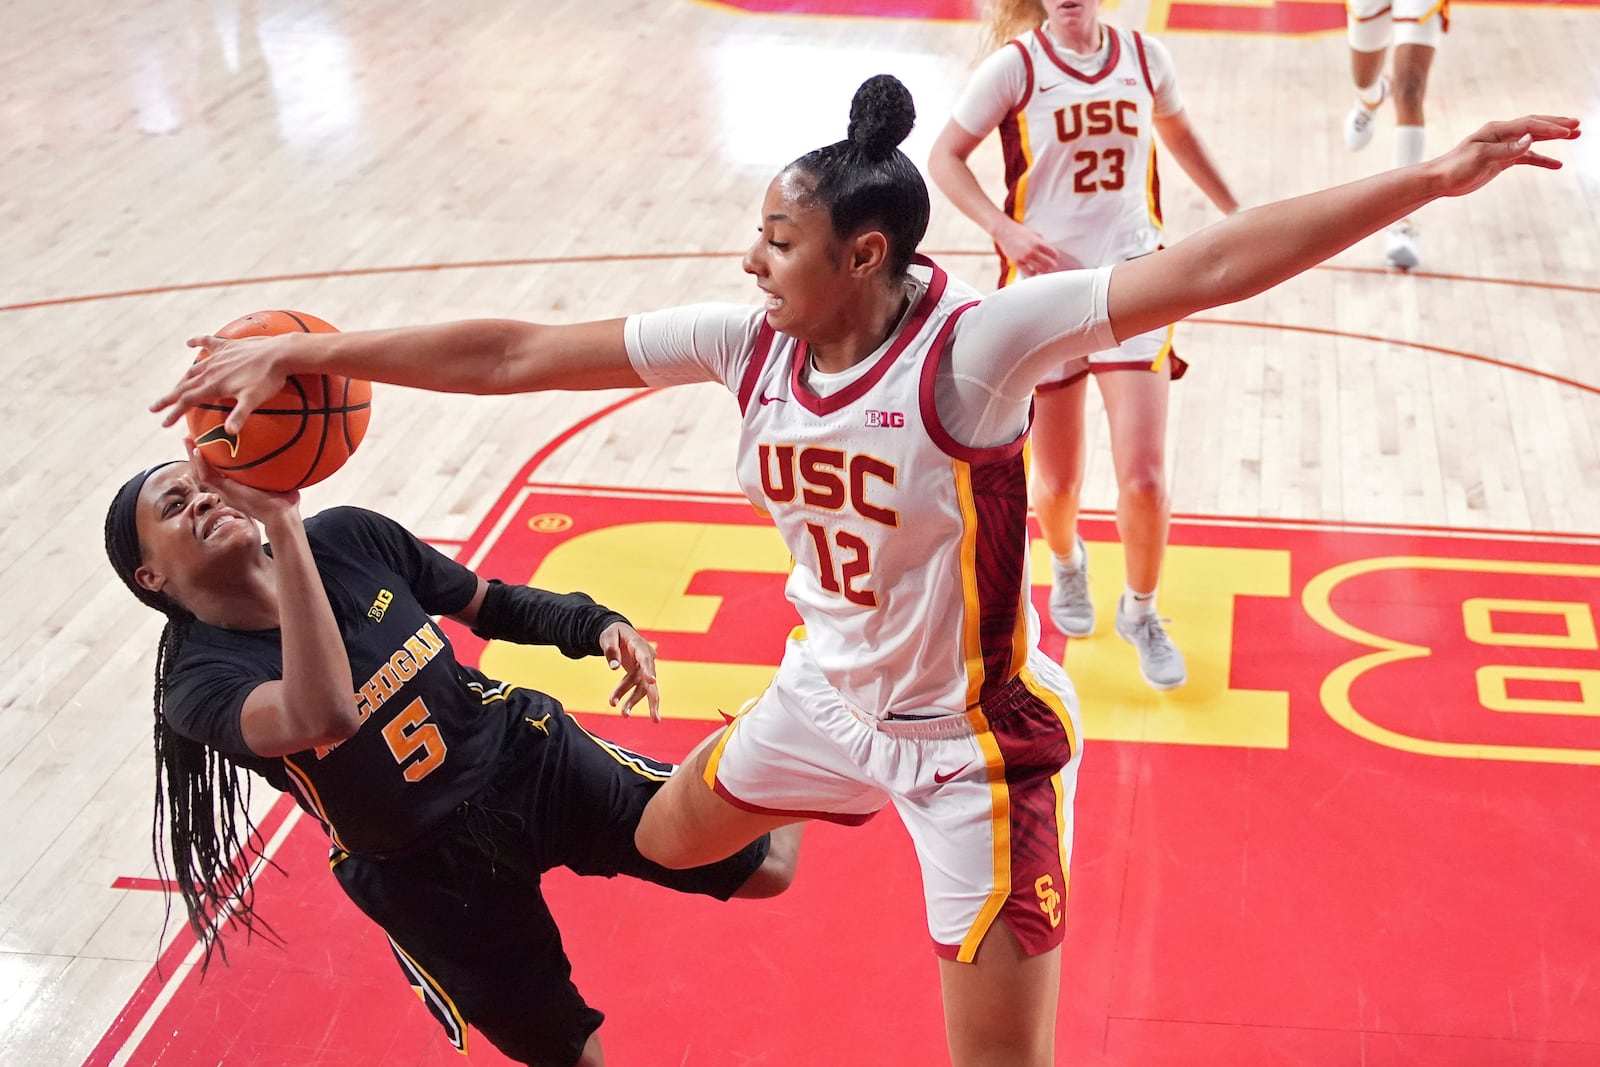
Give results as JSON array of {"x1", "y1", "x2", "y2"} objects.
[{"x1": 105, "y1": 464, "x2": 276, "y2": 969}]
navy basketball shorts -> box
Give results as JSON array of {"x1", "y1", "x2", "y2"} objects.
[{"x1": 332, "y1": 696, "x2": 770, "y2": 1066}]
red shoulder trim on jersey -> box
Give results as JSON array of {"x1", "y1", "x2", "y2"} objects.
[
  {"x1": 790, "y1": 255, "x2": 949, "y2": 416},
  {"x1": 1032, "y1": 24, "x2": 1123, "y2": 85},
  {"x1": 918, "y1": 301, "x2": 1031, "y2": 465},
  {"x1": 1008, "y1": 38, "x2": 1035, "y2": 108},
  {"x1": 737, "y1": 318, "x2": 777, "y2": 415},
  {"x1": 1131, "y1": 30, "x2": 1156, "y2": 96}
]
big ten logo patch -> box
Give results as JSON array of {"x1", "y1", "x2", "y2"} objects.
[
  {"x1": 367, "y1": 588, "x2": 394, "y2": 622},
  {"x1": 864, "y1": 409, "x2": 905, "y2": 428},
  {"x1": 446, "y1": 487, "x2": 1600, "y2": 767},
  {"x1": 1035, "y1": 874, "x2": 1063, "y2": 928}
]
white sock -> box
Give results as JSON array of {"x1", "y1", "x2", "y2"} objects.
[
  {"x1": 1356, "y1": 78, "x2": 1386, "y2": 107},
  {"x1": 1122, "y1": 587, "x2": 1158, "y2": 618},
  {"x1": 1395, "y1": 125, "x2": 1425, "y2": 168},
  {"x1": 1054, "y1": 540, "x2": 1085, "y2": 571}
]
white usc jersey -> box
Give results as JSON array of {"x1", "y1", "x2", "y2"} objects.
[
  {"x1": 999, "y1": 26, "x2": 1164, "y2": 281},
  {"x1": 733, "y1": 258, "x2": 1045, "y2": 721}
]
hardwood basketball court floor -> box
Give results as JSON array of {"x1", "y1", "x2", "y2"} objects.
[{"x1": 3, "y1": 0, "x2": 1598, "y2": 1063}]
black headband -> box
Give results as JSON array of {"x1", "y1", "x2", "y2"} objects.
[{"x1": 105, "y1": 461, "x2": 185, "y2": 614}]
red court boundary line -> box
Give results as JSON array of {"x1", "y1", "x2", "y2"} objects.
[
  {"x1": 109, "y1": 878, "x2": 172, "y2": 893},
  {"x1": 6, "y1": 253, "x2": 1599, "y2": 314},
  {"x1": 694, "y1": 0, "x2": 1599, "y2": 14},
  {"x1": 515, "y1": 479, "x2": 1600, "y2": 546},
  {"x1": 1189, "y1": 316, "x2": 1600, "y2": 396},
  {"x1": 86, "y1": 795, "x2": 302, "y2": 1067},
  {"x1": 452, "y1": 391, "x2": 663, "y2": 563}
]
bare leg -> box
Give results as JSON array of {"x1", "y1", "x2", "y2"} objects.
[
  {"x1": 575, "y1": 1028, "x2": 606, "y2": 1067},
  {"x1": 1350, "y1": 45, "x2": 1387, "y2": 92},
  {"x1": 1029, "y1": 378, "x2": 1090, "y2": 558},
  {"x1": 939, "y1": 922, "x2": 1062, "y2": 1067},
  {"x1": 1097, "y1": 368, "x2": 1171, "y2": 595},
  {"x1": 1391, "y1": 42, "x2": 1435, "y2": 127},
  {"x1": 636, "y1": 727, "x2": 803, "y2": 871},
  {"x1": 732, "y1": 821, "x2": 804, "y2": 899}
]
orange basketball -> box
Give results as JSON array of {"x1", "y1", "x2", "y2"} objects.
[{"x1": 185, "y1": 310, "x2": 372, "y2": 492}]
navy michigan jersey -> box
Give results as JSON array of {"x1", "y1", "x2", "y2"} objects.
[{"x1": 163, "y1": 506, "x2": 515, "y2": 855}]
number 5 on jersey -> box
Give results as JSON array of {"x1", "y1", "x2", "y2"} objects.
[{"x1": 383, "y1": 697, "x2": 447, "y2": 781}]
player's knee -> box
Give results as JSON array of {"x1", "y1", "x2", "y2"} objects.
[
  {"x1": 574, "y1": 1028, "x2": 606, "y2": 1067},
  {"x1": 1032, "y1": 465, "x2": 1084, "y2": 503},
  {"x1": 735, "y1": 823, "x2": 802, "y2": 898},
  {"x1": 1118, "y1": 471, "x2": 1167, "y2": 510},
  {"x1": 634, "y1": 814, "x2": 698, "y2": 870},
  {"x1": 948, "y1": 1018, "x2": 1052, "y2": 1067},
  {"x1": 1390, "y1": 67, "x2": 1430, "y2": 111}
]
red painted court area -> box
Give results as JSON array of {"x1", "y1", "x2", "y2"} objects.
[
  {"x1": 92, "y1": 485, "x2": 1600, "y2": 1064},
  {"x1": 698, "y1": 0, "x2": 1600, "y2": 34}
]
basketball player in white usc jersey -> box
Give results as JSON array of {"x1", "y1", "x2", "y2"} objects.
[
  {"x1": 929, "y1": 0, "x2": 1238, "y2": 690},
  {"x1": 154, "y1": 73, "x2": 1577, "y2": 1067}
]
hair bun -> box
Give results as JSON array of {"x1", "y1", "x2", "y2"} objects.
[{"x1": 847, "y1": 74, "x2": 916, "y2": 162}]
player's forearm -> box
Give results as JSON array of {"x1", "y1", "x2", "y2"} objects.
[
  {"x1": 1157, "y1": 117, "x2": 1238, "y2": 215},
  {"x1": 927, "y1": 151, "x2": 1014, "y2": 240},
  {"x1": 1110, "y1": 161, "x2": 1440, "y2": 337},
  {"x1": 261, "y1": 513, "x2": 361, "y2": 741},
  {"x1": 271, "y1": 320, "x2": 539, "y2": 395},
  {"x1": 467, "y1": 580, "x2": 630, "y2": 659},
  {"x1": 276, "y1": 317, "x2": 643, "y2": 395}
]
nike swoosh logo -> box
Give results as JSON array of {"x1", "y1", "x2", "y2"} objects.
[
  {"x1": 933, "y1": 762, "x2": 973, "y2": 785},
  {"x1": 1038, "y1": 82, "x2": 1060, "y2": 93},
  {"x1": 192, "y1": 422, "x2": 242, "y2": 457},
  {"x1": 759, "y1": 394, "x2": 787, "y2": 406}
]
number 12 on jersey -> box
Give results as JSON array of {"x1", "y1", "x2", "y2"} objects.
[{"x1": 804, "y1": 521, "x2": 877, "y2": 607}]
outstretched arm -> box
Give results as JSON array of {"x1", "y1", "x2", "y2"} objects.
[
  {"x1": 1108, "y1": 116, "x2": 1579, "y2": 342},
  {"x1": 154, "y1": 317, "x2": 640, "y2": 434},
  {"x1": 450, "y1": 579, "x2": 661, "y2": 720}
]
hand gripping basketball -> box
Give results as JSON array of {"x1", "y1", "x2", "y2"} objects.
[{"x1": 175, "y1": 311, "x2": 372, "y2": 492}]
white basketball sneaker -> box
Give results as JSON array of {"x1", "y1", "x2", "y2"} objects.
[
  {"x1": 1115, "y1": 601, "x2": 1188, "y2": 690},
  {"x1": 1343, "y1": 76, "x2": 1390, "y2": 152},
  {"x1": 1048, "y1": 536, "x2": 1095, "y2": 637},
  {"x1": 1385, "y1": 220, "x2": 1420, "y2": 271}
]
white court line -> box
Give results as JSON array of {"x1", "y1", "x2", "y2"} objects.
[{"x1": 108, "y1": 807, "x2": 305, "y2": 1067}]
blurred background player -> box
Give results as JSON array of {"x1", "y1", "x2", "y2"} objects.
[
  {"x1": 1342, "y1": 0, "x2": 1449, "y2": 268},
  {"x1": 928, "y1": 0, "x2": 1238, "y2": 689}
]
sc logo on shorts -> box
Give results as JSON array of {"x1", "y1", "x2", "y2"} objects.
[{"x1": 1035, "y1": 874, "x2": 1063, "y2": 928}]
